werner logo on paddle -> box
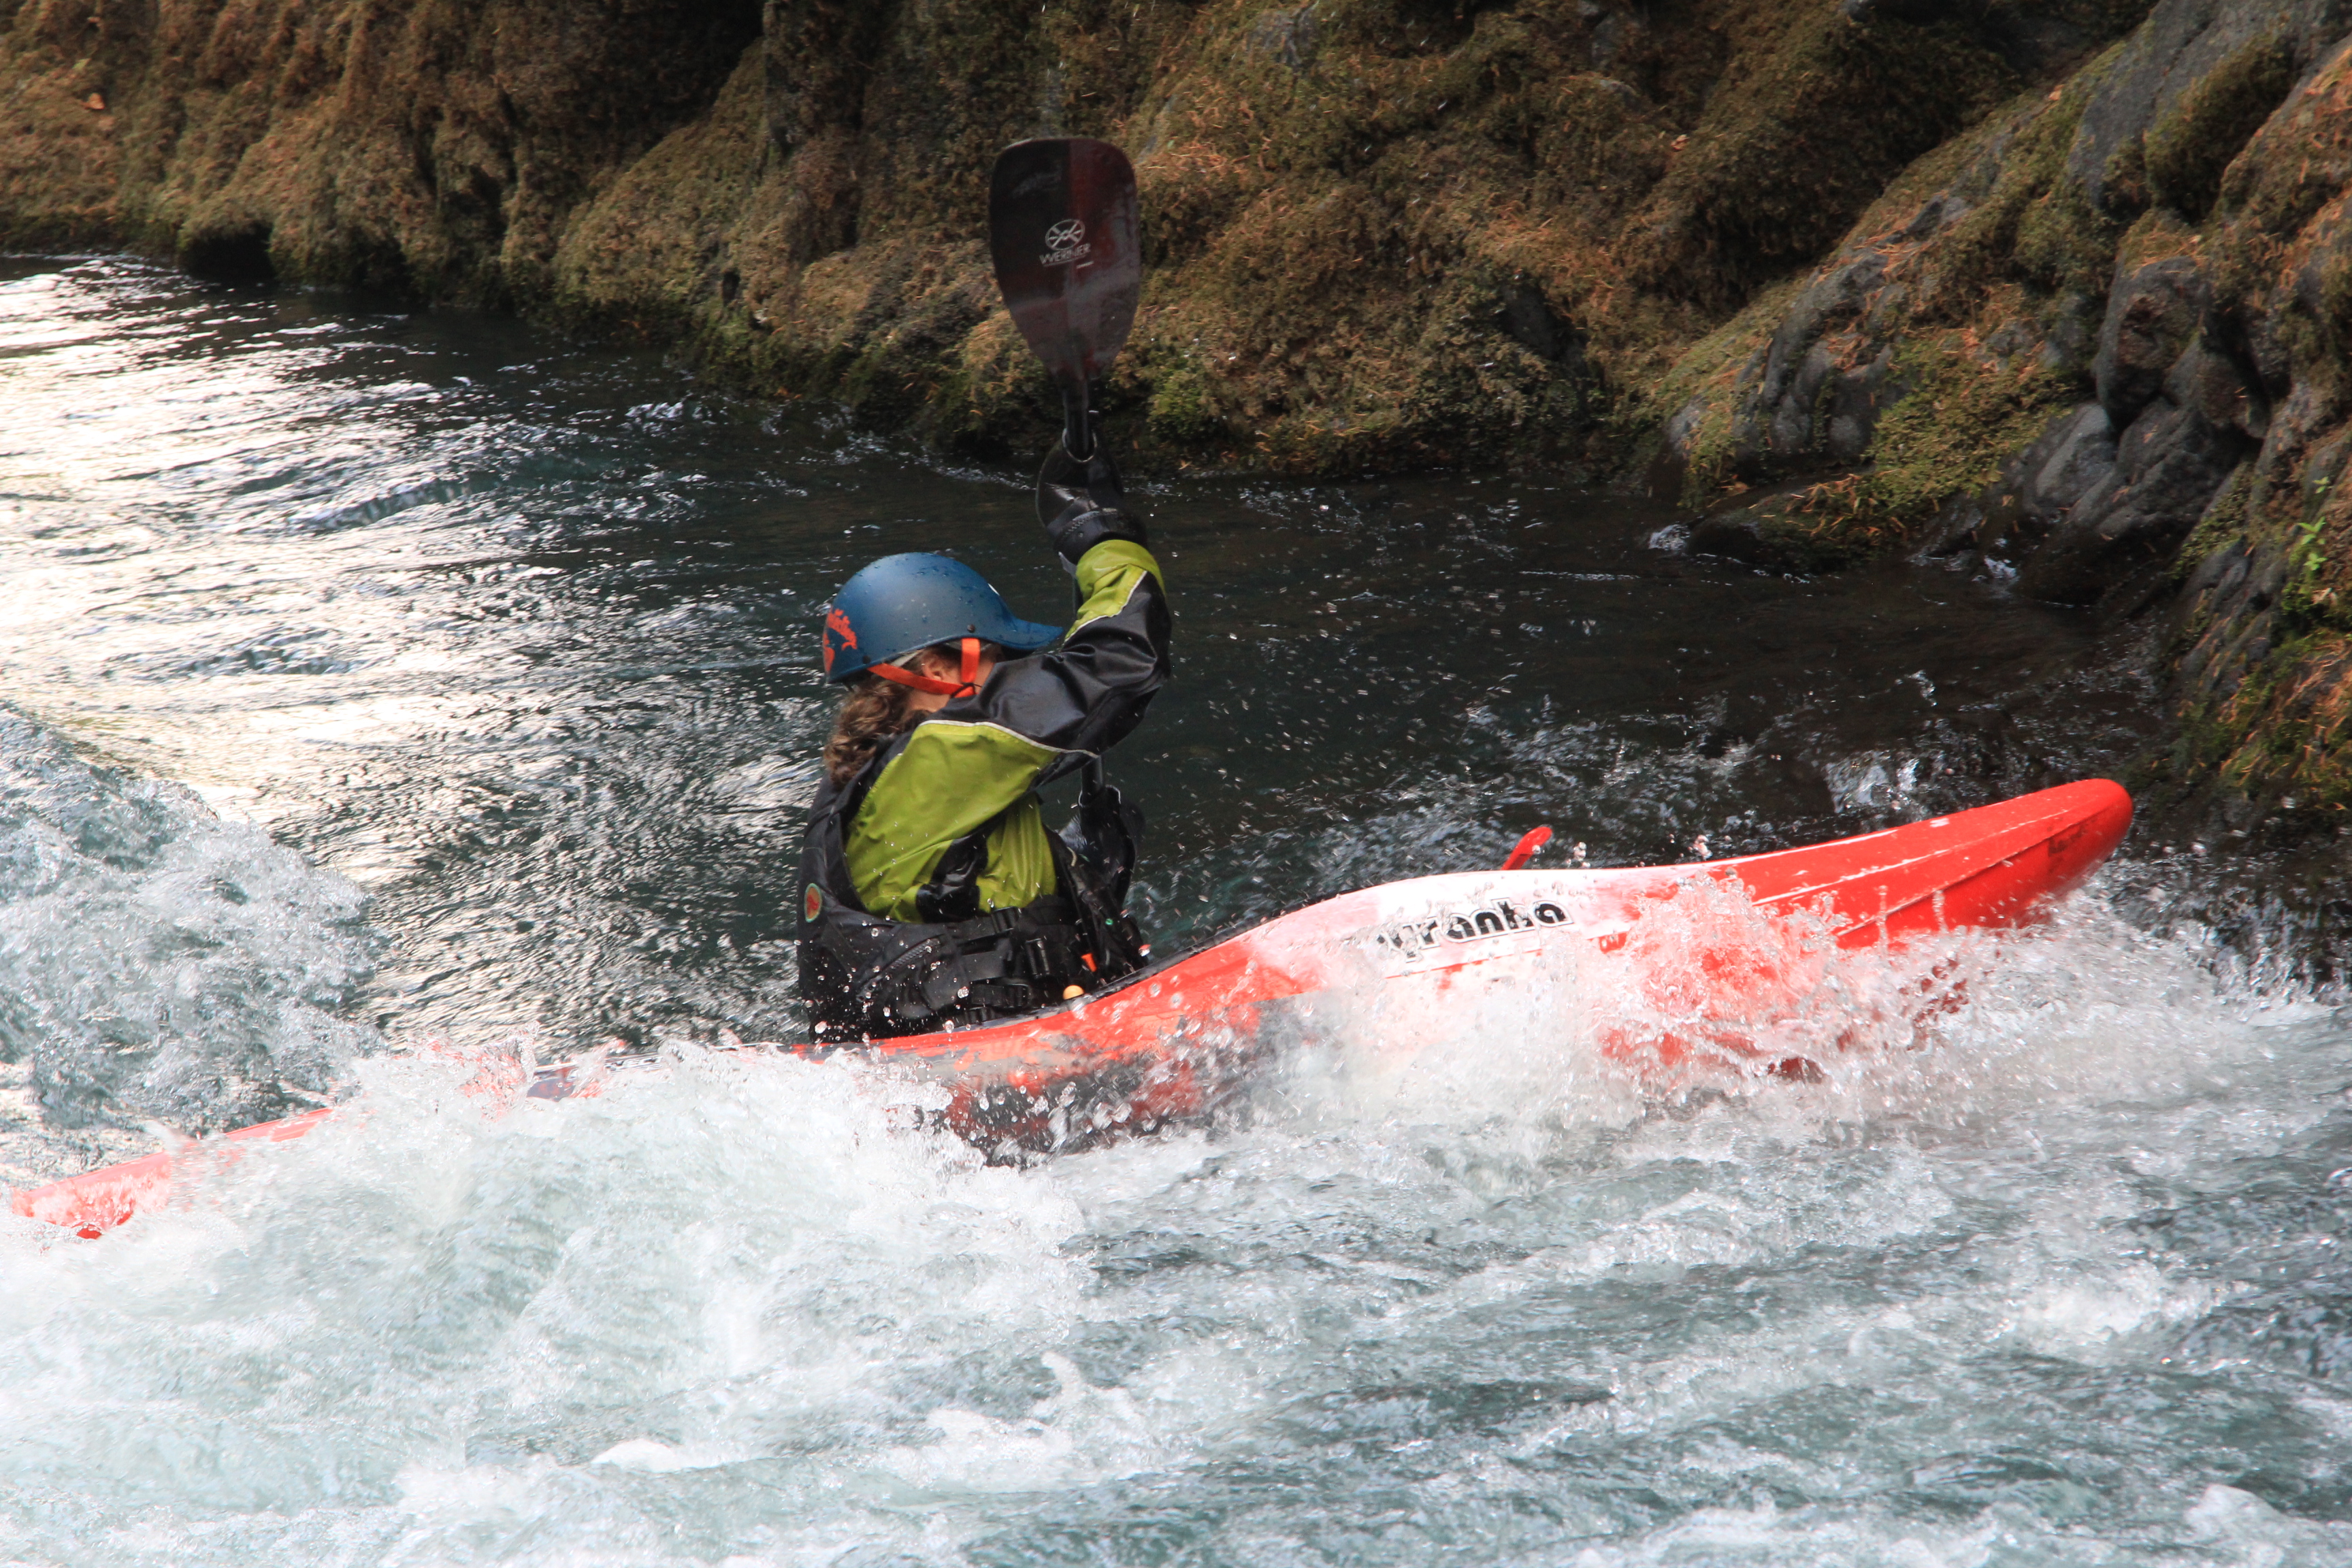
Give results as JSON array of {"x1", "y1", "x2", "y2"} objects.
[
  {"x1": 1370, "y1": 898, "x2": 1572, "y2": 971},
  {"x1": 1041, "y1": 219, "x2": 1091, "y2": 267}
]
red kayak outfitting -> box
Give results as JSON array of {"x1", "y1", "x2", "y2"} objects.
[{"x1": 12, "y1": 779, "x2": 2132, "y2": 1235}]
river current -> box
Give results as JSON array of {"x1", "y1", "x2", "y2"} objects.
[{"x1": 3, "y1": 257, "x2": 2350, "y2": 1566}]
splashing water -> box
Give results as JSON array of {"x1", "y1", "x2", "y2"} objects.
[
  {"x1": 5, "y1": 911, "x2": 2352, "y2": 1565},
  {"x1": 0, "y1": 706, "x2": 374, "y2": 1170},
  {"x1": 4, "y1": 259, "x2": 2351, "y2": 1564}
]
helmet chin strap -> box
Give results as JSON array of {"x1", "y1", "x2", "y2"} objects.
[{"x1": 871, "y1": 636, "x2": 982, "y2": 699}]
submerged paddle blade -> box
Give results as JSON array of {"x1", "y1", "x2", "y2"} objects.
[
  {"x1": 989, "y1": 137, "x2": 1141, "y2": 455},
  {"x1": 1501, "y1": 826, "x2": 1553, "y2": 871}
]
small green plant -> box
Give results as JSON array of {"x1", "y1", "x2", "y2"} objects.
[
  {"x1": 2290, "y1": 476, "x2": 2336, "y2": 609},
  {"x1": 2172, "y1": 464, "x2": 2252, "y2": 584}
]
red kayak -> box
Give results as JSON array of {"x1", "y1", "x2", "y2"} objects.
[{"x1": 12, "y1": 779, "x2": 2132, "y2": 1237}]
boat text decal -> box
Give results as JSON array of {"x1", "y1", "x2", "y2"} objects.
[{"x1": 1371, "y1": 898, "x2": 1570, "y2": 966}]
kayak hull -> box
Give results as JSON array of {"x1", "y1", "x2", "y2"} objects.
[{"x1": 12, "y1": 779, "x2": 2132, "y2": 1233}]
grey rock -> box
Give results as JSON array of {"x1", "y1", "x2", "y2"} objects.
[
  {"x1": 2183, "y1": 534, "x2": 2251, "y2": 601},
  {"x1": 1705, "y1": 192, "x2": 1981, "y2": 482},
  {"x1": 2038, "y1": 288, "x2": 2103, "y2": 379},
  {"x1": 1590, "y1": 12, "x2": 1628, "y2": 68},
  {"x1": 2289, "y1": 199, "x2": 2352, "y2": 340},
  {"x1": 2241, "y1": 378, "x2": 2349, "y2": 523},
  {"x1": 2016, "y1": 398, "x2": 2248, "y2": 604},
  {"x1": 1662, "y1": 397, "x2": 1705, "y2": 455},
  {"x1": 2065, "y1": 0, "x2": 2352, "y2": 214},
  {"x1": 1917, "y1": 401, "x2": 2114, "y2": 561},
  {"x1": 2023, "y1": 402, "x2": 2118, "y2": 515},
  {"x1": 1842, "y1": 0, "x2": 2135, "y2": 78},
  {"x1": 1769, "y1": 342, "x2": 1840, "y2": 456},
  {"x1": 1737, "y1": 246, "x2": 1900, "y2": 469},
  {"x1": 1590, "y1": 77, "x2": 1647, "y2": 111},
  {"x1": 1650, "y1": 396, "x2": 1708, "y2": 501},
  {"x1": 2095, "y1": 254, "x2": 2206, "y2": 424},
  {"x1": 1823, "y1": 350, "x2": 1899, "y2": 463},
  {"x1": 2247, "y1": 295, "x2": 2296, "y2": 396},
  {"x1": 2165, "y1": 336, "x2": 2268, "y2": 438},
  {"x1": 1688, "y1": 493, "x2": 1856, "y2": 572},
  {"x1": 1918, "y1": 486, "x2": 2000, "y2": 561},
  {"x1": 2253, "y1": 551, "x2": 2291, "y2": 610},
  {"x1": 2171, "y1": 529, "x2": 2270, "y2": 693},
  {"x1": 1901, "y1": 193, "x2": 1972, "y2": 242}
]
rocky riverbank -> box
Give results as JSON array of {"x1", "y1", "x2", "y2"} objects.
[
  {"x1": 1657, "y1": 1, "x2": 2352, "y2": 845},
  {"x1": 7, "y1": 0, "x2": 2352, "y2": 845}
]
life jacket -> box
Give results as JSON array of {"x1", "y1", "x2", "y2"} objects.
[{"x1": 797, "y1": 729, "x2": 1149, "y2": 1040}]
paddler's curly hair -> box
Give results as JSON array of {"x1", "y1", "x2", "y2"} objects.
[{"x1": 823, "y1": 642, "x2": 1000, "y2": 787}]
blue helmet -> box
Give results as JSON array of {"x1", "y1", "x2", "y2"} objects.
[{"x1": 821, "y1": 553, "x2": 1062, "y2": 683}]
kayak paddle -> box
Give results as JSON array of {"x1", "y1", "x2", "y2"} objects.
[
  {"x1": 987, "y1": 137, "x2": 1141, "y2": 463},
  {"x1": 1502, "y1": 826, "x2": 1553, "y2": 870}
]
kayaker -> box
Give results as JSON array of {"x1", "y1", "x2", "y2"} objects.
[{"x1": 796, "y1": 445, "x2": 1170, "y2": 1040}]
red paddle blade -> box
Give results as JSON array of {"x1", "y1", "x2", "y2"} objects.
[
  {"x1": 1502, "y1": 826, "x2": 1553, "y2": 870},
  {"x1": 988, "y1": 139, "x2": 1141, "y2": 394}
]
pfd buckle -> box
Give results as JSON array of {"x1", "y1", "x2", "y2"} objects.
[{"x1": 1017, "y1": 933, "x2": 1054, "y2": 979}]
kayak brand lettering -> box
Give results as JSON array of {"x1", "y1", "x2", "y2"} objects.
[
  {"x1": 1373, "y1": 898, "x2": 1571, "y2": 960},
  {"x1": 1041, "y1": 219, "x2": 1091, "y2": 267}
]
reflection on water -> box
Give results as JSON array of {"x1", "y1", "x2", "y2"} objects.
[{"x1": 3, "y1": 257, "x2": 2348, "y2": 1566}]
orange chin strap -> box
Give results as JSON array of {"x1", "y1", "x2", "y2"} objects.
[{"x1": 870, "y1": 636, "x2": 982, "y2": 699}]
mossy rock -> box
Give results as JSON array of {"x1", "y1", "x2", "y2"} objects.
[
  {"x1": 2145, "y1": 31, "x2": 2300, "y2": 223},
  {"x1": 1143, "y1": 351, "x2": 1230, "y2": 449},
  {"x1": 1689, "y1": 491, "x2": 1887, "y2": 574},
  {"x1": 1618, "y1": 5, "x2": 2021, "y2": 312}
]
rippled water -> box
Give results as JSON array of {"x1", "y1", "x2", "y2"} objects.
[{"x1": 4, "y1": 257, "x2": 2350, "y2": 1565}]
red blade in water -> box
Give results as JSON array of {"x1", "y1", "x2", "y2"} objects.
[{"x1": 1502, "y1": 826, "x2": 1553, "y2": 870}]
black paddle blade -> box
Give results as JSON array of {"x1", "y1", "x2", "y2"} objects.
[{"x1": 989, "y1": 138, "x2": 1141, "y2": 453}]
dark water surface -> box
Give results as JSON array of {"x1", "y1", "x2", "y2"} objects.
[{"x1": 4, "y1": 258, "x2": 2351, "y2": 1566}]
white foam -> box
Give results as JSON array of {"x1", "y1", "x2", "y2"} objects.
[{"x1": 3, "y1": 892, "x2": 2347, "y2": 1563}]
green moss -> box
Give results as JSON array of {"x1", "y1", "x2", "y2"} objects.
[
  {"x1": 2304, "y1": 248, "x2": 2352, "y2": 400},
  {"x1": 1779, "y1": 329, "x2": 2070, "y2": 551},
  {"x1": 2274, "y1": 452, "x2": 2352, "y2": 632},
  {"x1": 1729, "y1": 498, "x2": 1898, "y2": 572},
  {"x1": 1627, "y1": 276, "x2": 1799, "y2": 505},
  {"x1": 2011, "y1": 182, "x2": 2121, "y2": 296},
  {"x1": 2203, "y1": 631, "x2": 2352, "y2": 808},
  {"x1": 1621, "y1": 5, "x2": 2019, "y2": 311},
  {"x1": 2145, "y1": 31, "x2": 2299, "y2": 222},
  {"x1": 2214, "y1": 49, "x2": 2352, "y2": 260},
  {"x1": 1144, "y1": 352, "x2": 1227, "y2": 448},
  {"x1": 2172, "y1": 463, "x2": 2253, "y2": 583},
  {"x1": 2101, "y1": 134, "x2": 2150, "y2": 215},
  {"x1": 1914, "y1": 55, "x2": 2120, "y2": 318}
]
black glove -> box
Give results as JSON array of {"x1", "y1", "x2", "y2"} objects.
[{"x1": 1037, "y1": 439, "x2": 1147, "y2": 568}]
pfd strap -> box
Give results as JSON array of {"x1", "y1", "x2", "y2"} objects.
[{"x1": 871, "y1": 637, "x2": 981, "y2": 698}]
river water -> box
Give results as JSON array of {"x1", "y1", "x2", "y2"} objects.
[{"x1": 2, "y1": 257, "x2": 2349, "y2": 1565}]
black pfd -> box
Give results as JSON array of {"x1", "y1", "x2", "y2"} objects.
[{"x1": 796, "y1": 732, "x2": 1149, "y2": 1041}]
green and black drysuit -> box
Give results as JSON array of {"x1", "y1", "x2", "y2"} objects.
[{"x1": 798, "y1": 534, "x2": 1170, "y2": 1039}]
